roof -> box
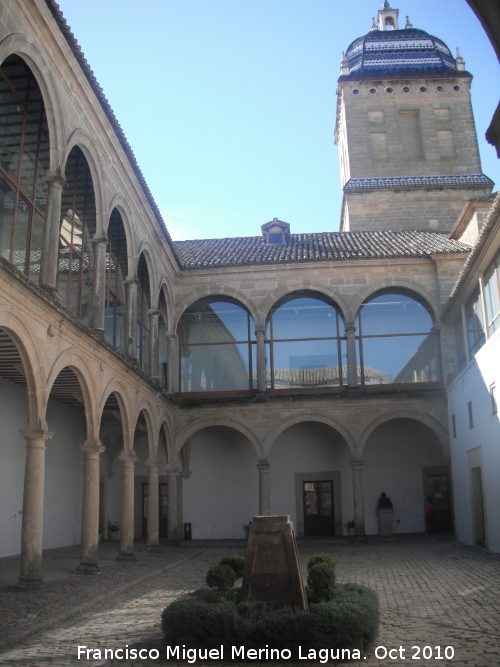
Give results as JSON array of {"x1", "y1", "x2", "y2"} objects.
[
  {"x1": 344, "y1": 174, "x2": 494, "y2": 193},
  {"x1": 174, "y1": 230, "x2": 471, "y2": 269},
  {"x1": 342, "y1": 27, "x2": 469, "y2": 80},
  {"x1": 43, "y1": 1, "x2": 182, "y2": 267}
]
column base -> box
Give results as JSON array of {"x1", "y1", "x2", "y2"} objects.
[
  {"x1": 75, "y1": 562, "x2": 101, "y2": 575},
  {"x1": 144, "y1": 543, "x2": 162, "y2": 553},
  {"x1": 116, "y1": 552, "x2": 137, "y2": 561},
  {"x1": 15, "y1": 575, "x2": 43, "y2": 590}
]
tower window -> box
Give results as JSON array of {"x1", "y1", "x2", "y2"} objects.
[
  {"x1": 268, "y1": 233, "x2": 284, "y2": 244},
  {"x1": 385, "y1": 17, "x2": 395, "y2": 29},
  {"x1": 352, "y1": 89, "x2": 360, "y2": 95},
  {"x1": 453, "y1": 85, "x2": 461, "y2": 91},
  {"x1": 369, "y1": 88, "x2": 377, "y2": 94},
  {"x1": 386, "y1": 87, "x2": 393, "y2": 93},
  {"x1": 420, "y1": 87, "x2": 428, "y2": 92},
  {"x1": 437, "y1": 85, "x2": 444, "y2": 91},
  {"x1": 402, "y1": 86, "x2": 410, "y2": 93}
]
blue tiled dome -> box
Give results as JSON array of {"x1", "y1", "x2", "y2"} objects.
[{"x1": 344, "y1": 28, "x2": 463, "y2": 79}]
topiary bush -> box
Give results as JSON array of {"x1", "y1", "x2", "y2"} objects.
[
  {"x1": 161, "y1": 583, "x2": 379, "y2": 658},
  {"x1": 219, "y1": 554, "x2": 245, "y2": 579},
  {"x1": 306, "y1": 553, "x2": 336, "y2": 603},
  {"x1": 206, "y1": 564, "x2": 237, "y2": 593}
]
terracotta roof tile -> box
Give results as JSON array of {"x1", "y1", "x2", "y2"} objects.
[{"x1": 174, "y1": 230, "x2": 471, "y2": 269}]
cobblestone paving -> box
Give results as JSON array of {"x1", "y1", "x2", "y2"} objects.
[{"x1": 0, "y1": 536, "x2": 499, "y2": 667}]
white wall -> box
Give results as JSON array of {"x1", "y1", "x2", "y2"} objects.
[
  {"x1": 0, "y1": 378, "x2": 85, "y2": 557},
  {"x1": 183, "y1": 426, "x2": 259, "y2": 539},
  {"x1": 0, "y1": 378, "x2": 28, "y2": 557},
  {"x1": 43, "y1": 399, "x2": 85, "y2": 549},
  {"x1": 269, "y1": 421, "x2": 353, "y2": 534},
  {"x1": 363, "y1": 419, "x2": 446, "y2": 535},
  {"x1": 448, "y1": 329, "x2": 500, "y2": 554}
]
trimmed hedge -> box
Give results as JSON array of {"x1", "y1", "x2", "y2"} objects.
[
  {"x1": 206, "y1": 564, "x2": 237, "y2": 593},
  {"x1": 161, "y1": 583, "x2": 379, "y2": 659},
  {"x1": 219, "y1": 554, "x2": 245, "y2": 579},
  {"x1": 306, "y1": 554, "x2": 336, "y2": 603}
]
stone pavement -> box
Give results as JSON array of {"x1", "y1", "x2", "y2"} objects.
[{"x1": 0, "y1": 536, "x2": 499, "y2": 667}]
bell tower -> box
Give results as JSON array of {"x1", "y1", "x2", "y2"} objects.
[{"x1": 335, "y1": 3, "x2": 493, "y2": 232}]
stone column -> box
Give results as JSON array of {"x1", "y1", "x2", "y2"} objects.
[
  {"x1": 145, "y1": 458, "x2": 161, "y2": 552},
  {"x1": 257, "y1": 459, "x2": 271, "y2": 516},
  {"x1": 117, "y1": 452, "x2": 137, "y2": 560},
  {"x1": 76, "y1": 441, "x2": 105, "y2": 573},
  {"x1": 39, "y1": 171, "x2": 66, "y2": 295},
  {"x1": 124, "y1": 278, "x2": 138, "y2": 361},
  {"x1": 345, "y1": 325, "x2": 358, "y2": 388},
  {"x1": 18, "y1": 428, "x2": 52, "y2": 587},
  {"x1": 255, "y1": 326, "x2": 267, "y2": 392},
  {"x1": 351, "y1": 459, "x2": 365, "y2": 536},
  {"x1": 166, "y1": 334, "x2": 177, "y2": 393},
  {"x1": 148, "y1": 310, "x2": 160, "y2": 380},
  {"x1": 90, "y1": 235, "x2": 108, "y2": 335},
  {"x1": 167, "y1": 467, "x2": 178, "y2": 539}
]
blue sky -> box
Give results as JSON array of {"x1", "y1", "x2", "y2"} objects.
[{"x1": 58, "y1": 0, "x2": 499, "y2": 241}]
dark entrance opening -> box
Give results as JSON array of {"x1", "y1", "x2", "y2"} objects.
[
  {"x1": 142, "y1": 483, "x2": 169, "y2": 538},
  {"x1": 427, "y1": 474, "x2": 453, "y2": 532},
  {"x1": 303, "y1": 480, "x2": 334, "y2": 536}
]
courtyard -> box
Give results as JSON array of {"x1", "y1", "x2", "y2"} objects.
[{"x1": 0, "y1": 536, "x2": 499, "y2": 667}]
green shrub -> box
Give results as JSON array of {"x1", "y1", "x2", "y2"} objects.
[
  {"x1": 307, "y1": 552, "x2": 334, "y2": 573},
  {"x1": 307, "y1": 555, "x2": 336, "y2": 603},
  {"x1": 161, "y1": 583, "x2": 379, "y2": 657},
  {"x1": 206, "y1": 564, "x2": 237, "y2": 593},
  {"x1": 219, "y1": 554, "x2": 245, "y2": 579}
]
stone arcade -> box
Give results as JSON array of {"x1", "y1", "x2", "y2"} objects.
[{"x1": 1, "y1": 0, "x2": 499, "y2": 589}]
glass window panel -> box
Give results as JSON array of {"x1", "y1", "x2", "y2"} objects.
[
  {"x1": 181, "y1": 299, "x2": 250, "y2": 344},
  {"x1": 455, "y1": 317, "x2": 467, "y2": 371},
  {"x1": 0, "y1": 87, "x2": 22, "y2": 180},
  {"x1": 12, "y1": 198, "x2": 29, "y2": 273},
  {"x1": 180, "y1": 342, "x2": 250, "y2": 392},
  {"x1": 341, "y1": 338, "x2": 348, "y2": 384},
  {"x1": 0, "y1": 174, "x2": 16, "y2": 260},
  {"x1": 304, "y1": 491, "x2": 318, "y2": 514},
  {"x1": 272, "y1": 339, "x2": 340, "y2": 388},
  {"x1": 28, "y1": 209, "x2": 44, "y2": 284},
  {"x1": 465, "y1": 288, "x2": 485, "y2": 355},
  {"x1": 360, "y1": 293, "x2": 433, "y2": 335},
  {"x1": 484, "y1": 257, "x2": 500, "y2": 335},
  {"x1": 361, "y1": 333, "x2": 440, "y2": 383},
  {"x1": 272, "y1": 296, "x2": 338, "y2": 340}
]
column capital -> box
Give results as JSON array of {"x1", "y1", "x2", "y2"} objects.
[
  {"x1": 80, "y1": 441, "x2": 105, "y2": 456},
  {"x1": 165, "y1": 464, "x2": 179, "y2": 474},
  {"x1": 167, "y1": 333, "x2": 178, "y2": 342},
  {"x1": 119, "y1": 451, "x2": 138, "y2": 465},
  {"x1": 148, "y1": 309, "x2": 160, "y2": 317},
  {"x1": 44, "y1": 170, "x2": 66, "y2": 189},
  {"x1": 345, "y1": 325, "x2": 356, "y2": 334},
  {"x1": 257, "y1": 459, "x2": 270, "y2": 471},
  {"x1": 125, "y1": 277, "x2": 139, "y2": 286},
  {"x1": 20, "y1": 428, "x2": 53, "y2": 443},
  {"x1": 350, "y1": 459, "x2": 364, "y2": 470},
  {"x1": 254, "y1": 326, "x2": 266, "y2": 337},
  {"x1": 90, "y1": 235, "x2": 108, "y2": 246},
  {"x1": 146, "y1": 457, "x2": 161, "y2": 469}
]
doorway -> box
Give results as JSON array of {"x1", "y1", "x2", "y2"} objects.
[
  {"x1": 427, "y1": 474, "x2": 452, "y2": 532},
  {"x1": 142, "y1": 483, "x2": 169, "y2": 538},
  {"x1": 303, "y1": 480, "x2": 334, "y2": 536}
]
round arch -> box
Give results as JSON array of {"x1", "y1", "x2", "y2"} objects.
[
  {"x1": 0, "y1": 33, "x2": 65, "y2": 170},
  {"x1": 358, "y1": 410, "x2": 449, "y2": 458},
  {"x1": 99, "y1": 380, "x2": 131, "y2": 434},
  {"x1": 175, "y1": 416, "x2": 262, "y2": 459},
  {"x1": 45, "y1": 349, "x2": 98, "y2": 441},
  {"x1": 0, "y1": 314, "x2": 44, "y2": 428},
  {"x1": 348, "y1": 279, "x2": 440, "y2": 324},
  {"x1": 132, "y1": 400, "x2": 157, "y2": 459},
  {"x1": 263, "y1": 412, "x2": 356, "y2": 457},
  {"x1": 106, "y1": 197, "x2": 135, "y2": 278},
  {"x1": 158, "y1": 279, "x2": 175, "y2": 332},
  {"x1": 259, "y1": 282, "x2": 350, "y2": 326},
  {"x1": 136, "y1": 245, "x2": 158, "y2": 308},
  {"x1": 173, "y1": 286, "x2": 259, "y2": 332},
  {"x1": 63, "y1": 129, "x2": 106, "y2": 236}
]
